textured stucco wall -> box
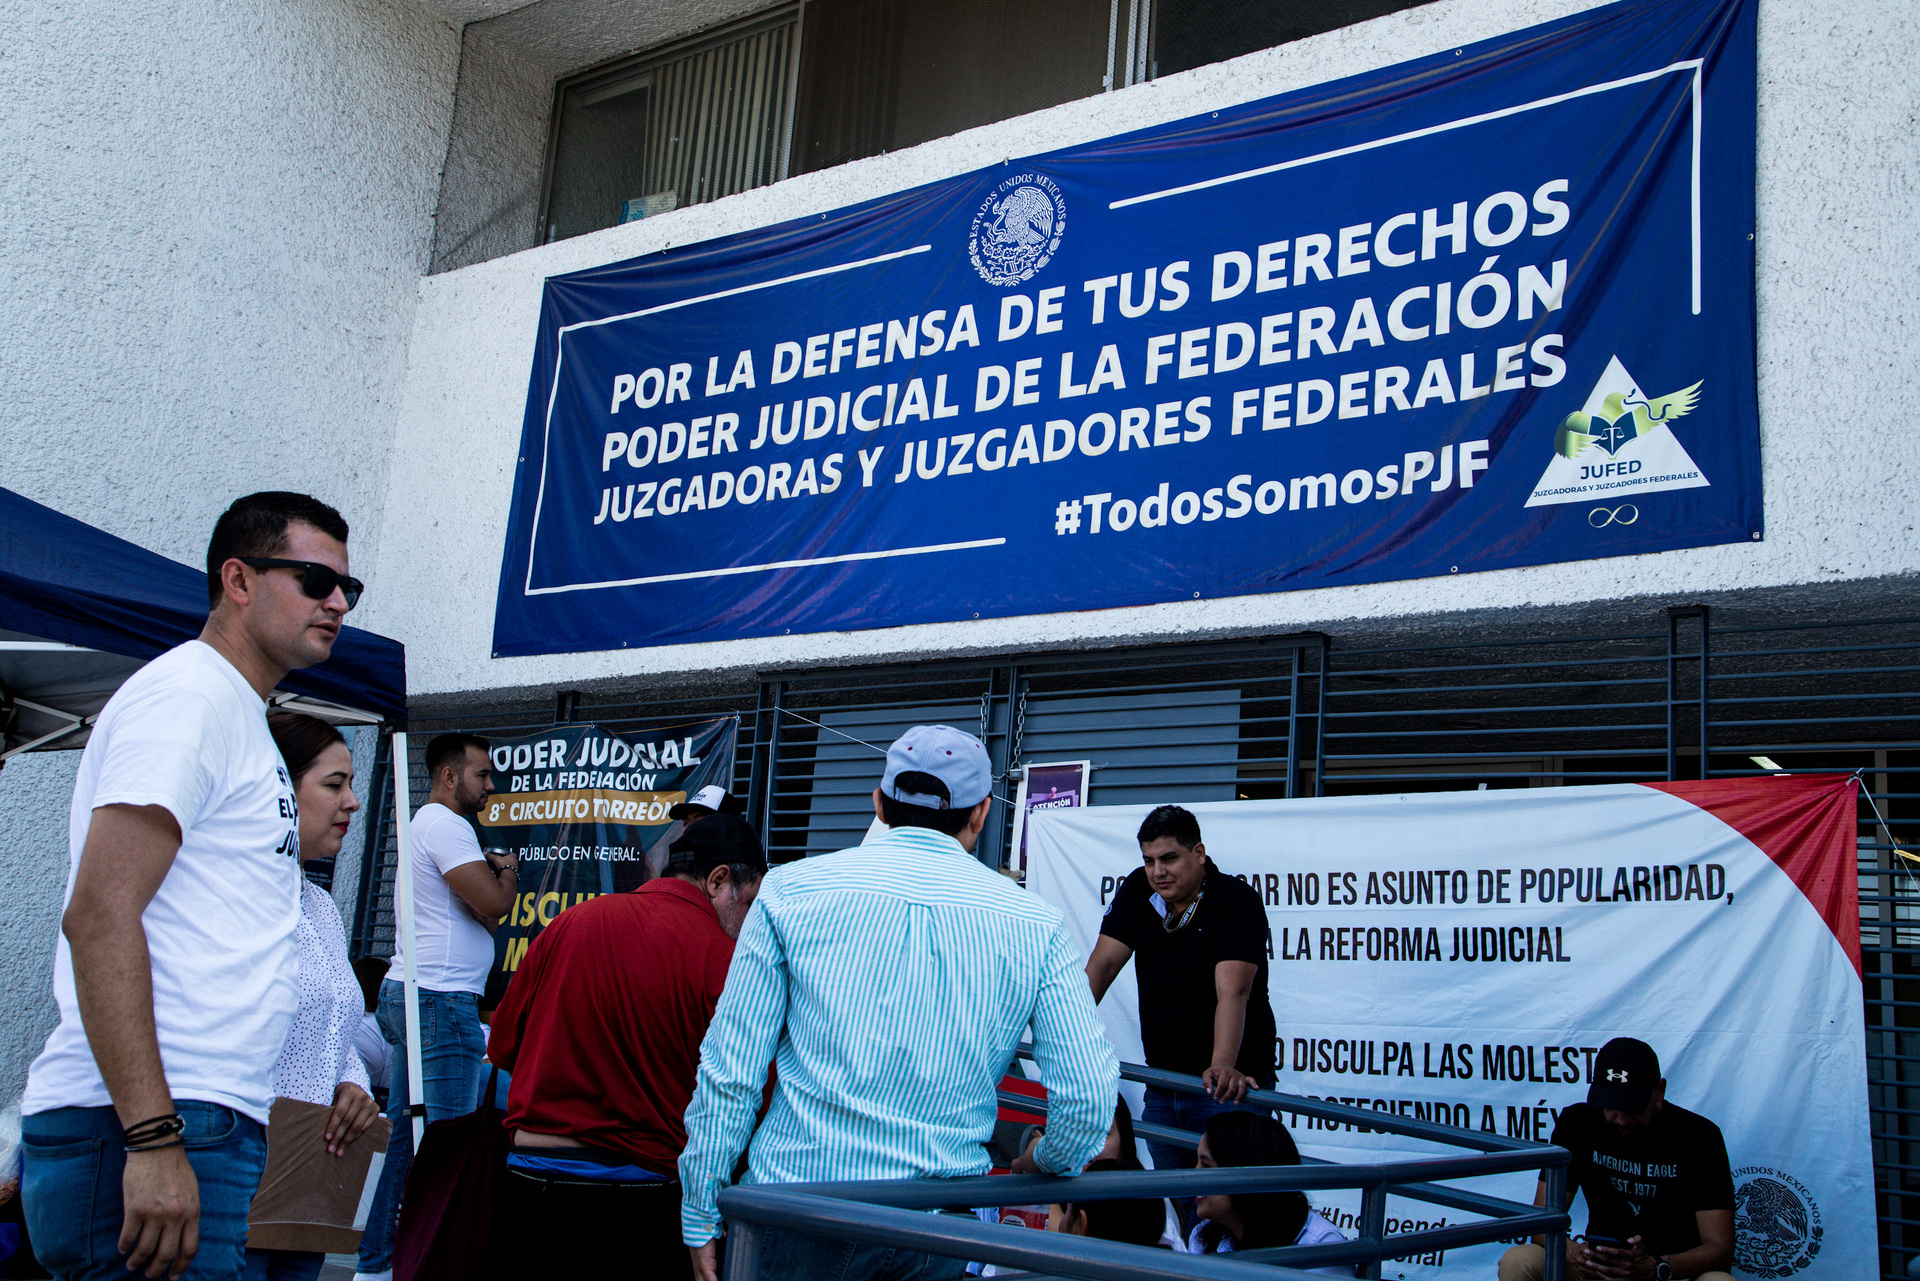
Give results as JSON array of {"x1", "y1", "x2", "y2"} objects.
[
  {"x1": 0, "y1": 0, "x2": 460, "y2": 1098},
  {"x1": 367, "y1": 0, "x2": 1917, "y2": 701},
  {"x1": 428, "y1": 24, "x2": 554, "y2": 274},
  {"x1": 0, "y1": 0, "x2": 460, "y2": 562},
  {"x1": 426, "y1": 0, "x2": 817, "y2": 273},
  {"x1": 0, "y1": 752, "x2": 78, "y2": 1104}
]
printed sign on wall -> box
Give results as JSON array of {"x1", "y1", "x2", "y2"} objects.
[
  {"x1": 1025, "y1": 776, "x2": 1870, "y2": 1280},
  {"x1": 495, "y1": 0, "x2": 1759, "y2": 657},
  {"x1": 1010, "y1": 761, "x2": 1090, "y2": 878},
  {"x1": 477, "y1": 717, "x2": 736, "y2": 994}
]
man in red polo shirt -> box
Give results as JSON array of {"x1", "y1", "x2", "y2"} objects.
[{"x1": 486, "y1": 813, "x2": 766, "y2": 1277}]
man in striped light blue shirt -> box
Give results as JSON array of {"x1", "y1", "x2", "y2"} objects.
[{"x1": 680, "y1": 725, "x2": 1120, "y2": 1281}]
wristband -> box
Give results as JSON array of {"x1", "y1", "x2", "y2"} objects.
[
  {"x1": 122, "y1": 1113, "x2": 185, "y2": 1151},
  {"x1": 125, "y1": 1135, "x2": 185, "y2": 1152}
]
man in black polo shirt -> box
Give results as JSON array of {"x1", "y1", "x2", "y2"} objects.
[
  {"x1": 1085, "y1": 805, "x2": 1275, "y2": 1189},
  {"x1": 1500, "y1": 1038, "x2": 1735, "y2": 1281}
]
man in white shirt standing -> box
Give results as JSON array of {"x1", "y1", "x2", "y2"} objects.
[
  {"x1": 20, "y1": 492, "x2": 360, "y2": 1281},
  {"x1": 353, "y1": 733, "x2": 513, "y2": 1281}
]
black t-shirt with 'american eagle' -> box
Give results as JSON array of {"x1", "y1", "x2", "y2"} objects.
[{"x1": 1550, "y1": 1100, "x2": 1735, "y2": 1255}]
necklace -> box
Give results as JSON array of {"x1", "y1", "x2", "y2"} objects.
[{"x1": 1163, "y1": 888, "x2": 1206, "y2": 933}]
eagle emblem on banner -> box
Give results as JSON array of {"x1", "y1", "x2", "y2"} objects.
[{"x1": 969, "y1": 173, "x2": 1066, "y2": 286}]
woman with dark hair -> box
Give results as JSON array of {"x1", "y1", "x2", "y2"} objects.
[
  {"x1": 243, "y1": 714, "x2": 382, "y2": 1281},
  {"x1": 1190, "y1": 1111, "x2": 1355, "y2": 1273}
]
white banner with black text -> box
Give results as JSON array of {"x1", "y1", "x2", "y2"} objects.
[{"x1": 1026, "y1": 776, "x2": 1868, "y2": 1280}]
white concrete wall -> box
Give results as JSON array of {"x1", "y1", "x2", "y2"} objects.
[
  {"x1": 0, "y1": 0, "x2": 461, "y2": 1098},
  {"x1": 0, "y1": 0, "x2": 461, "y2": 565},
  {"x1": 366, "y1": 0, "x2": 1914, "y2": 701}
]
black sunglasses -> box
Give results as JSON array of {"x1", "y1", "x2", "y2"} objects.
[{"x1": 239, "y1": 558, "x2": 364, "y2": 610}]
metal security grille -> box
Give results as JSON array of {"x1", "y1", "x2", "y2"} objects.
[
  {"x1": 349, "y1": 607, "x2": 1919, "y2": 1275},
  {"x1": 749, "y1": 663, "x2": 1005, "y2": 861}
]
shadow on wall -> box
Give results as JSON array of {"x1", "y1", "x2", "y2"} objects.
[
  {"x1": 430, "y1": 25, "x2": 556, "y2": 275},
  {"x1": 0, "y1": 750, "x2": 77, "y2": 1103}
]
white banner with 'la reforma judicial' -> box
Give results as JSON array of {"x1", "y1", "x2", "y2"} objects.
[{"x1": 1026, "y1": 776, "x2": 1869, "y2": 1281}]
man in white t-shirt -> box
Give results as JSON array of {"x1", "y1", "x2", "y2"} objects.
[
  {"x1": 354, "y1": 732, "x2": 512, "y2": 1281},
  {"x1": 20, "y1": 492, "x2": 362, "y2": 1281}
]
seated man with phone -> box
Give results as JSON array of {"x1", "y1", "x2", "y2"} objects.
[{"x1": 1499, "y1": 1038, "x2": 1735, "y2": 1281}]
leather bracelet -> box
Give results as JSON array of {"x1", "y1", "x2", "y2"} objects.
[
  {"x1": 122, "y1": 1113, "x2": 186, "y2": 1150},
  {"x1": 125, "y1": 1135, "x2": 186, "y2": 1153}
]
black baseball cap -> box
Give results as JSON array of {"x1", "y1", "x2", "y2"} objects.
[
  {"x1": 1588, "y1": 1037, "x2": 1661, "y2": 1112},
  {"x1": 665, "y1": 811, "x2": 767, "y2": 872}
]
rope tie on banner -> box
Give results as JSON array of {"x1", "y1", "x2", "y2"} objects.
[
  {"x1": 1852, "y1": 768, "x2": 1918, "y2": 895},
  {"x1": 773, "y1": 707, "x2": 1016, "y2": 807},
  {"x1": 776, "y1": 707, "x2": 888, "y2": 755}
]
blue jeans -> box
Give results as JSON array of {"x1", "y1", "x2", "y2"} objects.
[
  {"x1": 21, "y1": 1101, "x2": 266, "y2": 1281},
  {"x1": 739, "y1": 1219, "x2": 969, "y2": 1281},
  {"x1": 1141, "y1": 1087, "x2": 1269, "y2": 1239},
  {"x1": 241, "y1": 1247, "x2": 323, "y2": 1281},
  {"x1": 354, "y1": 981, "x2": 487, "y2": 1274}
]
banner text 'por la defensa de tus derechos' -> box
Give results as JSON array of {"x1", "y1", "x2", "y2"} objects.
[{"x1": 494, "y1": 0, "x2": 1758, "y2": 656}]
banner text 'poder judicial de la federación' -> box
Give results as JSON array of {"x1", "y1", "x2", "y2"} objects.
[
  {"x1": 475, "y1": 717, "x2": 736, "y2": 997},
  {"x1": 494, "y1": 0, "x2": 1758, "y2": 657}
]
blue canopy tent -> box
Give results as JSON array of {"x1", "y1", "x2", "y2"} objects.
[{"x1": 0, "y1": 486, "x2": 406, "y2": 759}]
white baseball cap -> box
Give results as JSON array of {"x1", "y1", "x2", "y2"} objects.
[{"x1": 669, "y1": 784, "x2": 731, "y2": 820}]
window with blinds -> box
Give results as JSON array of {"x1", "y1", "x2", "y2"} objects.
[
  {"x1": 535, "y1": 0, "x2": 1439, "y2": 247},
  {"x1": 1147, "y1": 0, "x2": 1434, "y2": 80},
  {"x1": 540, "y1": 11, "x2": 799, "y2": 244}
]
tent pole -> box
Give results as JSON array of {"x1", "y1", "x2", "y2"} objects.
[
  {"x1": 390, "y1": 730, "x2": 427, "y2": 1148},
  {"x1": 0, "y1": 695, "x2": 91, "y2": 761}
]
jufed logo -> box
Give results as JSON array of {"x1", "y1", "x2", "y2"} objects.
[{"x1": 1524, "y1": 356, "x2": 1709, "y2": 508}]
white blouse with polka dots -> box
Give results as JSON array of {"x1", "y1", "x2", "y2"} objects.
[{"x1": 272, "y1": 879, "x2": 372, "y2": 1106}]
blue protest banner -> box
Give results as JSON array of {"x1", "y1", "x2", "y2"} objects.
[{"x1": 493, "y1": 0, "x2": 1757, "y2": 658}]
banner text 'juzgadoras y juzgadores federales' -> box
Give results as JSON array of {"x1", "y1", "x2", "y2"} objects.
[{"x1": 494, "y1": 0, "x2": 1759, "y2": 657}]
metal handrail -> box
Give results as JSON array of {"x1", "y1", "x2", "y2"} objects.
[
  {"x1": 716, "y1": 1059, "x2": 1569, "y2": 1281},
  {"x1": 1113, "y1": 1059, "x2": 1546, "y2": 1152}
]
